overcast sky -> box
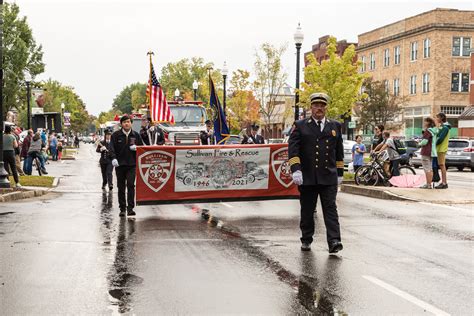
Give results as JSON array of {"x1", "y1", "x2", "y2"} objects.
[{"x1": 13, "y1": 0, "x2": 473, "y2": 116}]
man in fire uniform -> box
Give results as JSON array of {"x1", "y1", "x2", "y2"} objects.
[
  {"x1": 200, "y1": 120, "x2": 215, "y2": 145},
  {"x1": 242, "y1": 124, "x2": 265, "y2": 144},
  {"x1": 140, "y1": 116, "x2": 165, "y2": 146},
  {"x1": 288, "y1": 93, "x2": 344, "y2": 253}
]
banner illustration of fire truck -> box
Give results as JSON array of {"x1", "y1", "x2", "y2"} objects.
[
  {"x1": 175, "y1": 147, "x2": 269, "y2": 192},
  {"x1": 136, "y1": 144, "x2": 299, "y2": 205}
]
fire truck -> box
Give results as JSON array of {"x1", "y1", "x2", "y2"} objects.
[{"x1": 131, "y1": 101, "x2": 207, "y2": 146}]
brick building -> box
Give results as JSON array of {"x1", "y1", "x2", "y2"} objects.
[
  {"x1": 357, "y1": 8, "x2": 474, "y2": 137},
  {"x1": 304, "y1": 35, "x2": 357, "y2": 65}
]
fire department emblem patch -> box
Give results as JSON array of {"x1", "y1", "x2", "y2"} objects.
[
  {"x1": 271, "y1": 147, "x2": 293, "y2": 188},
  {"x1": 138, "y1": 150, "x2": 174, "y2": 192}
]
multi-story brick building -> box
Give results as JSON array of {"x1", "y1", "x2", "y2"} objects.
[
  {"x1": 304, "y1": 35, "x2": 357, "y2": 66},
  {"x1": 357, "y1": 8, "x2": 474, "y2": 137}
]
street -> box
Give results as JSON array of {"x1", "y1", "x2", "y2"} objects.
[{"x1": 1, "y1": 144, "x2": 473, "y2": 315}]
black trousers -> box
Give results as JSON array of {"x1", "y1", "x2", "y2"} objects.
[
  {"x1": 298, "y1": 184, "x2": 341, "y2": 245},
  {"x1": 115, "y1": 166, "x2": 136, "y2": 211},
  {"x1": 100, "y1": 162, "x2": 113, "y2": 187},
  {"x1": 3, "y1": 150, "x2": 19, "y2": 184}
]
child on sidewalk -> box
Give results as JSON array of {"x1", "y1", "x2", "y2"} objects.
[
  {"x1": 57, "y1": 140, "x2": 63, "y2": 161},
  {"x1": 418, "y1": 117, "x2": 438, "y2": 189}
]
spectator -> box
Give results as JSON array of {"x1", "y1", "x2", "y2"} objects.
[
  {"x1": 12, "y1": 127, "x2": 25, "y2": 176},
  {"x1": 418, "y1": 117, "x2": 438, "y2": 189},
  {"x1": 375, "y1": 131, "x2": 400, "y2": 177},
  {"x1": 27, "y1": 132, "x2": 48, "y2": 175},
  {"x1": 49, "y1": 132, "x2": 58, "y2": 161},
  {"x1": 21, "y1": 129, "x2": 33, "y2": 173},
  {"x1": 351, "y1": 135, "x2": 366, "y2": 173},
  {"x1": 74, "y1": 134, "x2": 80, "y2": 148},
  {"x1": 434, "y1": 112, "x2": 451, "y2": 189},
  {"x1": 371, "y1": 125, "x2": 385, "y2": 152},
  {"x1": 2, "y1": 125, "x2": 21, "y2": 187},
  {"x1": 57, "y1": 139, "x2": 63, "y2": 160}
]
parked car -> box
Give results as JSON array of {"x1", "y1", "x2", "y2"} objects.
[
  {"x1": 343, "y1": 140, "x2": 357, "y2": 167},
  {"x1": 402, "y1": 139, "x2": 419, "y2": 158},
  {"x1": 446, "y1": 139, "x2": 474, "y2": 172},
  {"x1": 411, "y1": 149, "x2": 422, "y2": 168}
]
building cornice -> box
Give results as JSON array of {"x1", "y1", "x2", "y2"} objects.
[{"x1": 357, "y1": 23, "x2": 474, "y2": 51}]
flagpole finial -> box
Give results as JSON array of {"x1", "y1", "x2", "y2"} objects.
[{"x1": 147, "y1": 51, "x2": 154, "y2": 56}]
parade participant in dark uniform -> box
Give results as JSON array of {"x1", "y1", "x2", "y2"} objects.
[
  {"x1": 96, "y1": 130, "x2": 114, "y2": 190},
  {"x1": 288, "y1": 93, "x2": 344, "y2": 253},
  {"x1": 242, "y1": 124, "x2": 265, "y2": 144},
  {"x1": 140, "y1": 116, "x2": 165, "y2": 146},
  {"x1": 109, "y1": 115, "x2": 143, "y2": 217},
  {"x1": 200, "y1": 120, "x2": 215, "y2": 145}
]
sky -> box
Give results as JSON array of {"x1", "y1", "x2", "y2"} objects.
[{"x1": 13, "y1": 0, "x2": 473, "y2": 116}]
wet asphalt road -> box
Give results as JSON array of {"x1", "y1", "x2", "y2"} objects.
[{"x1": 0, "y1": 144, "x2": 473, "y2": 315}]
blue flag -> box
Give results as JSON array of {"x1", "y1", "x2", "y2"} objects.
[{"x1": 209, "y1": 75, "x2": 230, "y2": 144}]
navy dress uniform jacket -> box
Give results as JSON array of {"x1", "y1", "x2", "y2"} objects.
[{"x1": 288, "y1": 118, "x2": 344, "y2": 186}]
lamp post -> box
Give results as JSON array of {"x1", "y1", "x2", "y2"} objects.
[
  {"x1": 24, "y1": 72, "x2": 32, "y2": 130},
  {"x1": 192, "y1": 80, "x2": 198, "y2": 101},
  {"x1": 294, "y1": 23, "x2": 304, "y2": 121},
  {"x1": 61, "y1": 102, "x2": 65, "y2": 134},
  {"x1": 174, "y1": 88, "x2": 180, "y2": 101},
  {"x1": 222, "y1": 61, "x2": 228, "y2": 113}
]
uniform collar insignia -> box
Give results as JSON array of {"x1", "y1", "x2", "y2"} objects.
[{"x1": 307, "y1": 119, "x2": 312, "y2": 123}]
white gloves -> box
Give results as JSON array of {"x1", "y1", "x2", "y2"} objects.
[
  {"x1": 129, "y1": 145, "x2": 137, "y2": 151},
  {"x1": 112, "y1": 159, "x2": 119, "y2": 167},
  {"x1": 292, "y1": 170, "x2": 303, "y2": 186},
  {"x1": 338, "y1": 177, "x2": 343, "y2": 185},
  {"x1": 100, "y1": 146, "x2": 106, "y2": 152}
]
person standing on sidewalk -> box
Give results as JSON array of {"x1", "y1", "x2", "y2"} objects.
[
  {"x1": 21, "y1": 130, "x2": 33, "y2": 174},
  {"x1": 13, "y1": 127, "x2": 25, "y2": 176},
  {"x1": 2, "y1": 125, "x2": 21, "y2": 187},
  {"x1": 418, "y1": 117, "x2": 438, "y2": 189},
  {"x1": 351, "y1": 135, "x2": 366, "y2": 173},
  {"x1": 109, "y1": 115, "x2": 143, "y2": 217},
  {"x1": 96, "y1": 130, "x2": 114, "y2": 190},
  {"x1": 49, "y1": 132, "x2": 58, "y2": 161},
  {"x1": 434, "y1": 112, "x2": 451, "y2": 189},
  {"x1": 288, "y1": 93, "x2": 344, "y2": 253}
]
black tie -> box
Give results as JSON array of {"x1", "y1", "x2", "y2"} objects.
[{"x1": 317, "y1": 120, "x2": 322, "y2": 132}]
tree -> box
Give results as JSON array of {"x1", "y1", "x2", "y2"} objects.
[
  {"x1": 300, "y1": 36, "x2": 367, "y2": 119},
  {"x1": 112, "y1": 82, "x2": 147, "y2": 114},
  {"x1": 354, "y1": 78, "x2": 406, "y2": 131},
  {"x1": 227, "y1": 69, "x2": 260, "y2": 133},
  {"x1": 2, "y1": 3, "x2": 45, "y2": 115},
  {"x1": 159, "y1": 57, "x2": 222, "y2": 104},
  {"x1": 253, "y1": 43, "x2": 288, "y2": 136}
]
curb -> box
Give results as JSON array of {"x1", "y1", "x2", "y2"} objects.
[
  {"x1": 0, "y1": 189, "x2": 48, "y2": 203},
  {"x1": 340, "y1": 184, "x2": 413, "y2": 202},
  {"x1": 52, "y1": 177, "x2": 60, "y2": 187}
]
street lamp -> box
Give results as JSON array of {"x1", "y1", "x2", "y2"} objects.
[
  {"x1": 24, "y1": 71, "x2": 32, "y2": 130},
  {"x1": 174, "y1": 88, "x2": 180, "y2": 101},
  {"x1": 192, "y1": 80, "x2": 199, "y2": 101},
  {"x1": 222, "y1": 61, "x2": 228, "y2": 113},
  {"x1": 61, "y1": 102, "x2": 65, "y2": 134},
  {"x1": 294, "y1": 23, "x2": 304, "y2": 121}
]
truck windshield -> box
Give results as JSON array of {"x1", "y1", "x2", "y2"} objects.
[{"x1": 164, "y1": 106, "x2": 206, "y2": 126}]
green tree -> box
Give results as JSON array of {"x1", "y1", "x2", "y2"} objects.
[
  {"x1": 131, "y1": 86, "x2": 147, "y2": 111},
  {"x1": 300, "y1": 36, "x2": 367, "y2": 119},
  {"x1": 112, "y1": 82, "x2": 147, "y2": 114},
  {"x1": 253, "y1": 43, "x2": 288, "y2": 136},
  {"x1": 354, "y1": 78, "x2": 406, "y2": 131},
  {"x1": 159, "y1": 57, "x2": 222, "y2": 104},
  {"x1": 2, "y1": 2, "x2": 45, "y2": 115}
]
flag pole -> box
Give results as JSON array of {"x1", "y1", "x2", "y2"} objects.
[{"x1": 147, "y1": 51, "x2": 154, "y2": 121}]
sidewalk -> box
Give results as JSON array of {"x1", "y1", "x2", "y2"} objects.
[{"x1": 341, "y1": 184, "x2": 474, "y2": 204}]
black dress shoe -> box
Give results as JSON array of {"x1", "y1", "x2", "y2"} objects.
[
  {"x1": 301, "y1": 243, "x2": 311, "y2": 251},
  {"x1": 127, "y1": 209, "x2": 136, "y2": 216},
  {"x1": 119, "y1": 210, "x2": 126, "y2": 217},
  {"x1": 109, "y1": 186, "x2": 113, "y2": 190},
  {"x1": 329, "y1": 241, "x2": 343, "y2": 253}
]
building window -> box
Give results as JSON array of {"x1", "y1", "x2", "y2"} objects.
[
  {"x1": 361, "y1": 56, "x2": 366, "y2": 72},
  {"x1": 394, "y1": 46, "x2": 401, "y2": 65},
  {"x1": 410, "y1": 75, "x2": 417, "y2": 94},
  {"x1": 384, "y1": 80, "x2": 389, "y2": 93},
  {"x1": 393, "y1": 78, "x2": 400, "y2": 96},
  {"x1": 452, "y1": 37, "x2": 471, "y2": 56},
  {"x1": 423, "y1": 38, "x2": 431, "y2": 58},
  {"x1": 410, "y1": 42, "x2": 418, "y2": 61},
  {"x1": 383, "y1": 49, "x2": 390, "y2": 67},
  {"x1": 451, "y1": 73, "x2": 470, "y2": 92},
  {"x1": 422, "y1": 73, "x2": 430, "y2": 93},
  {"x1": 440, "y1": 106, "x2": 466, "y2": 115},
  {"x1": 369, "y1": 53, "x2": 375, "y2": 70}
]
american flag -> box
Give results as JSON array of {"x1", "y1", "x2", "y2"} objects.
[{"x1": 147, "y1": 63, "x2": 174, "y2": 124}]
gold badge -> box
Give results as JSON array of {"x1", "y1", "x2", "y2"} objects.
[{"x1": 331, "y1": 130, "x2": 336, "y2": 137}]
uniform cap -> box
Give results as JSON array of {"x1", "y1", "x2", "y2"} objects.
[{"x1": 310, "y1": 93, "x2": 330, "y2": 105}]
